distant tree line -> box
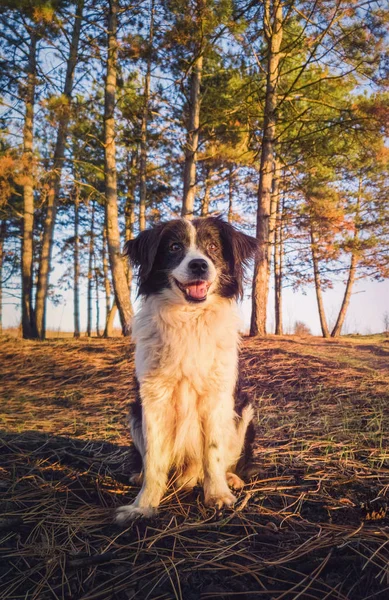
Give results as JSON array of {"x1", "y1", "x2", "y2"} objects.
[{"x1": 0, "y1": 0, "x2": 388, "y2": 339}]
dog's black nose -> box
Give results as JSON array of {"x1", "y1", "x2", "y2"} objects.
[{"x1": 188, "y1": 259, "x2": 208, "y2": 275}]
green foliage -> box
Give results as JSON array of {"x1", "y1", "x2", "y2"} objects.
[{"x1": 0, "y1": 0, "x2": 388, "y2": 333}]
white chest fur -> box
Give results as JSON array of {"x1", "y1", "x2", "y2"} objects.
[
  {"x1": 133, "y1": 294, "x2": 241, "y2": 393},
  {"x1": 132, "y1": 294, "x2": 242, "y2": 466}
]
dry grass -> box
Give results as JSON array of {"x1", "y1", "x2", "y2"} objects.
[{"x1": 1, "y1": 334, "x2": 389, "y2": 599}]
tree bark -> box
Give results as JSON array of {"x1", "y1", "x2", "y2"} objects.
[
  {"x1": 331, "y1": 180, "x2": 361, "y2": 337},
  {"x1": 267, "y1": 158, "x2": 280, "y2": 272},
  {"x1": 182, "y1": 52, "x2": 203, "y2": 218},
  {"x1": 87, "y1": 200, "x2": 95, "y2": 338},
  {"x1": 250, "y1": 0, "x2": 283, "y2": 336},
  {"x1": 103, "y1": 226, "x2": 117, "y2": 338},
  {"x1": 103, "y1": 227, "x2": 111, "y2": 324},
  {"x1": 35, "y1": 0, "x2": 84, "y2": 339},
  {"x1": 274, "y1": 191, "x2": 283, "y2": 335},
  {"x1": 104, "y1": 300, "x2": 117, "y2": 337},
  {"x1": 331, "y1": 253, "x2": 358, "y2": 338},
  {"x1": 227, "y1": 165, "x2": 235, "y2": 223},
  {"x1": 201, "y1": 165, "x2": 213, "y2": 217},
  {"x1": 310, "y1": 225, "x2": 330, "y2": 338},
  {"x1": 0, "y1": 220, "x2": 5, "y2": 335},
  {"x1": 21, "y1": 30, "x2": 37, "y2": 339},
  {"x1": 125, "y1": 151, "x2": 136, "y2": 286},
  {"x1": 73, "y1": 186, "x2": 80, "y2": 338},
  {"x1": 138, "y1": 0, "x2": 154, "y2": 232},
  {"x1": 104, "y1": 0, "x2": 133, "y2": 335},
  {"x1": 95, "y1": 252, "x2": 100, "y2": 337}
]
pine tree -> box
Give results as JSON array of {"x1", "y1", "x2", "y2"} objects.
[
  {"x1": 35, "y1": 0, "x2": 84, "y2": 339},
  {"x1": 104, "y1": 0, "x2": 133, "y2": 335}
]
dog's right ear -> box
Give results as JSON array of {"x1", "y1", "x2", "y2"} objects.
[{"x1": 123, "y1": 225, "x2": 163, "y2": 283}]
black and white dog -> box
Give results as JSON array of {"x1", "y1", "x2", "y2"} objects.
[{"x1": 116, "y1": 216, "x2": 257, "y2": 523}]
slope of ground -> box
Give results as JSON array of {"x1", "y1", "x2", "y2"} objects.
[{"x1": 0, "y1": 335, "x2": 389, "y2": 599}]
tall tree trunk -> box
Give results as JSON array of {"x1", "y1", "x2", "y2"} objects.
[
  {"x1": 331, "y1": 180, "x2": 361, "y2": 337},
  {"x1": 138, "y1": 0, "x2": 154, "y2": 232},
  {"x1": 310, "y1": 226, "x2": 330, "y2": 338},
  {"x1": 250, "y1": 0, "x2": 283, "y2": 336},
  {"x1": 331, "y1": 253, "x2": 358, "y2": 338},
  {"x1": 95, "y1": 253, "x2": 100, "y2": 337},
  {"x1": 181, "y1": 52, "x2": 203, "y2": 218},
  {"x1": 105, "y1": 299, "x2": 117, "y2": 337},
  {"x1": 267, "y1": 158, "x2": 280, "y2": 271},
  {"x1": 227, "y1": 165, "x2": 235, "y2": 223},
  {"x1": 87, "y1": 200, "x2": 95, "y2": 338},
  {"x1": 35, "y1": 0, "x2": 84, "y2": 339},
  {"x1": 201, "y1": 165, "x2": 213, "y2": 217},
  {"x1": 21, "y1": 31, "x2": 37, "y2": 339},
  {"x1": 102, "y1": 226, "x2": 117, "y2": 338},
  {"x1": 73, "y1": 186, "x2": 80, "y2": 338},
  {"x1": 0, "y1": 220, "x2": 5, "y2": 335},
  {"x1": 104, "y1": 151, "x2": 135, "y2": 338},
  {"x1": 274, "y1": 191, "x2": 283, "y2": 335},
  {"x1": 104, "y1": 0, "x2": 133, "y2": 336},
  {"x1": 125, "y1": 151, "x2": 136, "y2": 285},
  {"x1": 103, "y1": 227, "x2": 111, "y2": 324}
]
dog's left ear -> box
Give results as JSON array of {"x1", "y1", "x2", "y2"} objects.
[
  {"x1": 217, "y1": 219, "x2": 258, "y2": 264},
  {"x1": 216, "y1": 218, "x2": 258, "y2": 298},
  {"x1": 123, "y1": 225, "x2": 164, "y2": 283},
  {"x1": 230, "y1": 226, "x2": 258, "y2": 265}
]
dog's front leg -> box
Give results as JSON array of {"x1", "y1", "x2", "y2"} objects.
[
  {"x1": 203, "y1": 399, "x2": 237, "y2": 509},
  {"x1": 115, "y1": 385, "x2": 172, "y2": 524}
]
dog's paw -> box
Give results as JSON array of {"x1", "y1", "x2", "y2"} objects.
[
  {"x1": 204, "y1": 490, "x2": 237, "y2": 509},
  {"x1": 226, "y1": 472, "x2": 245, "y2": 490},
  {"x1": 115, "y1": 504, "x2": 156, "y2": 524}
]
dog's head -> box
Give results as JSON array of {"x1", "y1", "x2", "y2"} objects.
[{"x1": 124, "y1": 216, "x2": 257, "y2": 304}]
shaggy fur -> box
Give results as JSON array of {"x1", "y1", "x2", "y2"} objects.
[{"x1": 115, "y1": 217, "x2": 257, "y2": 523}]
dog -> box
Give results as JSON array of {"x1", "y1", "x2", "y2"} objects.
[{"x1": 115, "y1": 216, "x2": 257, "y2": 523}]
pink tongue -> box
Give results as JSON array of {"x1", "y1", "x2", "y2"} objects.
[{"x1": 187, "y1": 282, "x2": 208, "y2": 299}]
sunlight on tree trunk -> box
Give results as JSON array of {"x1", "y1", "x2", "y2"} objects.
[
  {"x1": 73, "y1": 186, "x2": 80, "y2": 338},
  {"x1": 104, "y1": 0, "x2": 133, "y2": 335},
  {"x1": 87, "y1": 200, "x2": 95, "y2": 338},
  {"x1": 139, "y1": 0, "x2": 154, "y2": 232},
  {"x1": 35, "y1": 0, "x2": 84, "y2": 339},
  {"x1": 267, "y1": 158, "x2": 280, "y2": 277},
  {"x1": 250, "y1": 0, "x2": 283, "y2": 336},
  {"x1": 228, "y1": 165, "x2": 235, "y2": 223},
  {"x1": 125, "y1": 152, "x2": 136, "y2": 287},
  {"x1": 95, "y1": 252, "x2": 100, "y2": 337},
  {"x1": 331, "y1": 180, "x2": 361, "y2": 337},
  {"x1": 182, "y1": 53, "x2": 203, "y2": 218},
  {"x1": 105, "y1": 301, "x2": 117, "y2": 338},
  {"x1": 310, "y1": 226, "x2": 330, "y2": 338},
  {"x1": 274, "y1": 191, "x2": 283, "y2": 335},
  {"x1": 200, "y1": 165, "x2": 214, "y2": 217},
  {"x1": 21, "y1": 31, "x2": 37, "y2": 339},
  {"x1": 331, "y1": 253, "x2": 358, "y2": 337},
  {"x1": 102, "y1": 226, "x2": 117, "y2": 338}
]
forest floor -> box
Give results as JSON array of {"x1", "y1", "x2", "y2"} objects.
[{"x1": 1, "y1": 333, "x2": 389, "y2": 600}]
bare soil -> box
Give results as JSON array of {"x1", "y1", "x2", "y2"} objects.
[{"x1": 1, "y1": 334, "x2": 389, "y2": 599}]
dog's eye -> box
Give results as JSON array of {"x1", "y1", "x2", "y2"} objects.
[
  {"x1": 208, "y1": 242, "x2": 218, "y2": 252},
  {"x1": 169, "y1": 242, "x2": 182, "y2": 252}
]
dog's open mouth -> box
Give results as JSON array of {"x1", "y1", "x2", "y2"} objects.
[{"x1": 174, "y1": 279, "x2": 211, "y2": 302}]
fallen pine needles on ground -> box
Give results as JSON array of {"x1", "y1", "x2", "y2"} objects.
[{"x1": 1, "y1": 334, "x2": 389, "y2": 599}]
